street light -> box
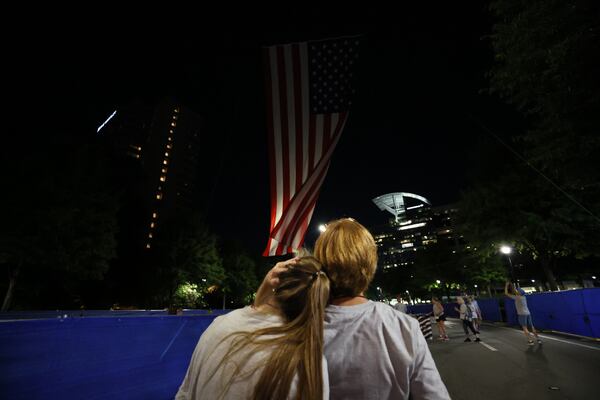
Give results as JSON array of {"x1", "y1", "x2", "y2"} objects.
[
  {"x1": 500, "y1": 245, "x2": 515, "y2": 284},
  {"x1": 436, "y1": 280, "x2": 441, "y2": 284}
]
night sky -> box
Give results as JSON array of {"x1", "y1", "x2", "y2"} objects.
[{"x1": 15, "y1": 4, "x2": 521, "y2": 255}]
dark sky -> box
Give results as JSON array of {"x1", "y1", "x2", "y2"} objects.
[{"x1": 15, "y1": 4, "x2": 520, "y2": 255}]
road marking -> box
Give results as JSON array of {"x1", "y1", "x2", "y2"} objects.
[
  {"x1": 479, "y1": 341, "x2": 498, "y2": 351},
  {"x1": 498, "y1": 326, "x2": 600, "y2": 351},
  {"x1": 536, "y1": 334, "x2": 600, "y2": 351}
]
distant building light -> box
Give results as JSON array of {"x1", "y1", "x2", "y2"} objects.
[
  {"x1": 398, "y1": 222, "x2": 426, "y2": 231},
  {"x1": 318, "y1": 224, "x2": 327, "y2": 233},
  {"x1": 152, "y1": 213, "x2": 157, "y2": 219},
  {"x1": 164, "y1": 152, "x2": 169, "y2": 157},
  {"x1": 160, "y1": 176, "x2": 166, "y2": 182},
  {"x1": 168, "y1": 137, "x2": 173, "y2": 142},
  {"x1": 166, "y1": 144, "x2": 173, "y2": 149},
  {"x1": 146, "y1": 243, "x2": 151, "y2": 249},
  {"x1": 135, "y1": 154, "x2": 140, "y2": 159},
  {"x1": 171, "y1": 122, "x2": 176, "y2": 127},
  {"x1": 156, "y1": 193, "x2": 163, "y2": 200},
  {"x1": 150, "y1": 222, "x2": 155, "y2": 228},
  {"x1": 174, "y1": 108, "x2": 179, "y2": 113},
  {"x1": 399, "y1": 220, "x2": 413, "y2": 226},
  {"x1": 163, "y1": 160, "x2": 168, "y2": 165},
  {"x1": 97, "y1": 110, "x2": 117, "y2": 133},
  {"x1": 148, "y1": 233, "x2": 153, "y2": 239},
  {"x1": 406, "y1": 204, "x2": 424, "y2": 210},
  {"x1": 401, "y1": 243, "x2": 414, "y2": 248}
]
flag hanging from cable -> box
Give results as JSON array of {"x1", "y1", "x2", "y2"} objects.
[{"x1": 263, "y1": 36, "x2": 361, "y2": 256}]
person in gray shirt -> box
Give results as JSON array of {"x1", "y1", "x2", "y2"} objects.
[
  {"x1": 314, "y1": 218, "x2": 450, "y2": 400},
  {"x1": 505, "y1": 282, "x2": 542, "y2": 345}
]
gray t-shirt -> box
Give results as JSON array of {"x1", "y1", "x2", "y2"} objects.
[
  {"x1": 324, "y1": 301, "x2": 450, "y2": 400},
  {"x1": 508, "y1": 294, "x2": 530, "y2": 315}
]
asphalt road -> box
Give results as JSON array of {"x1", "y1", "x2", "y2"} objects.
[{"x1": 428, "y1": 319, "x2": 600, "y2": 400}]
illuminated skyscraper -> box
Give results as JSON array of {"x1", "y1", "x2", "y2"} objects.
[{"x1": 371, "y1": 192, "x2": 460, "y2": 270}]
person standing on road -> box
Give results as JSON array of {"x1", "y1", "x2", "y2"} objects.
[
  {"x1": 504, "y1": 282, "x2": 542, "y2": 346},
  {"x1": 469, "y1": 295, "x2": 482, "y2": 331},
  {"x1": 393, "y1": 294, "x2": 408, "y2": 313},
  {"x1": 455, "y1": 296, "x2": 480, "y2": 342},
  {"x1": 432, "y1": 297, "x2": 448, "y2": 341}
]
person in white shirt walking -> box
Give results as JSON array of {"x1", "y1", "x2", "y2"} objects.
[{"x1": 455, "y1": 296, "x2": 480, "y2": 342}]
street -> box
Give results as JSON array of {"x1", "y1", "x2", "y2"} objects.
[{"x1": 428, "y1": 319, "x2": 600, "y2": 400}]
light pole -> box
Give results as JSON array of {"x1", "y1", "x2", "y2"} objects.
[
  {"x1": 500, "y1": 245, "x2": 515, "y2": 285},
  {"x1": 405, "y1": 290, "x2": 412, "y2": 305}
]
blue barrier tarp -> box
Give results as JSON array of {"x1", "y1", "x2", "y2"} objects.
[
  {"x1": 477, "y1": 299, "x2": 502, "y2": 322},
  {"x1": 503, "y1": 288, "x2": 599, "y2": 338},
  {"x1": 0, "y1": 314, "x2": 223, "y2": 399}
]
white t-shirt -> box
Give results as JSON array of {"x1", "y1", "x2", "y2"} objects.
[
  {"x1": 176, "y1": 307, "x2": 329, "y2": 399},
  {"x1": 324, "y1": 301, "x2": 450, "y2": 400},
  {"x1": 507, "y1": 294, "x2": 530, "y2": 315}
]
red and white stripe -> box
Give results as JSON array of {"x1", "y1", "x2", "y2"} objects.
[{"x1": 263, "y1": 42, "x2": 349, "y2": 256}]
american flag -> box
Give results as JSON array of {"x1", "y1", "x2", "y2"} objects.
[{"x1": 263, "y1": 36, "x2": 361, "y2": 256}]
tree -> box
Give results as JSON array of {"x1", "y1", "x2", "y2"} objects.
[
  {"x1": 489, "y1": 0, "x2": 600, "y2": 180},
  {"x1": 455, "y1": 1, "x2": 600, "y2": 291},
  {"x1": 221, "y1": 244, "x2": 259, "y2": 309},
  {"x1": 456, "y1": 167, "x2": 600, "y2": 290},
  {"x1": 1, "y1": 143, "x2": 119, "y2": 310},
  {"x1": 154, "y1": 213, "x2": 224, "y2": 308},
  {"x1": 410, "y1": 241, "x2": 468, "y2": 299}
]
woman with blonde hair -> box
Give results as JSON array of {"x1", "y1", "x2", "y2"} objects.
[
  {"x1": 313, "y1": 218, "x2": 449, "y2": 400},
  {"x1": 176, "y1": 256, "x2": 330, "y2": 400}
]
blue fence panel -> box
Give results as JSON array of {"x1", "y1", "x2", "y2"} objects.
[
  {"x1": 443, "y1": 303, "x2": 459, "y2": 318},
  {"x1": 0, "y1": 309, "x2": 233, "y2": 321},
  {"x1": 502, "y1": 289, "x2": 599, "y2": 338},
  {"x1": 406, "y1": 304, "x2": 432, "y2": 315},
  {"x1": 0, "y1": 314, "x2": 224, "y2": 400},
  {"x1": 504, "y1": 297, "x2": 518, "y2": 326},
  {"x1": 476, "y1": 299, "x2": 502, "y2": 322},
  {"x1": 582, "y1": 289, "x2": 600, "y2": 338}
]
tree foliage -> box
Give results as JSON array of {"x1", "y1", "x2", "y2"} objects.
[{"x1": 1, "y1": 143, "x2": 119, "y2": 310}]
